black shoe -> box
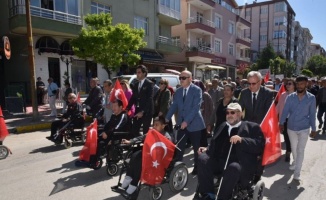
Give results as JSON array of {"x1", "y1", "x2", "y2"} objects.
[
  {"x1": 46, "y1": 136, "x2": 53, "y2": 140},
  {"x1": 319, "y1": 123, "x2": 323, "y2": 129},
  {"x1": 200, "y1": 193, "x2": 215, "y2": 200},
  {"x1": 285, "y1": 152, "x2": 290, "y2": 162}
]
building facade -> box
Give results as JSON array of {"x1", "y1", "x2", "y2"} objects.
[
  {"x1": 0, "y1": 0, "x2": 183, "y2": 106},
  {"x1": 238, "y1": 0, "x2": 295, "y2": 63},
  {"x1": 166, "y1": 0, "x2": 251, "y2": 81},
  {"x1": 310, "y1": 43, "x2": 326, "y2": 58}
]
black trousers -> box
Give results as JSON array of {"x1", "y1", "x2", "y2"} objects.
[
  {"x1": 282, "y1": 119, "x2": 291, "y2": 153},
  {"x1": 175, "y1": 129, "x2": 201, "y2": 168},
  {"x1": 131, "y1": 115, "x2": 152, "y2": 136},
  {"x1": 126, "y1": 149, "x2": 142, "y2": 186},
  {"x1": 317, "y1": 104, "x2": 326, "y2": 130},
  {"x1": 50, "y1": 120, "x2": 68, "y2": 142},
  {"x1": 37, "y1": 91, "x2": 43, "y2": 105},
  {"x1": 197, "y1": 153, "x2": 250, "y2": 200}
]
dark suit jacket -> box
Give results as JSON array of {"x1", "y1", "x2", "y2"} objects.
[
  {"x1": 127, "y1": 78, "x2": 154, "y2": 116},
  {"x1": 239, "y1": 86, "x2": 274, "y2": 124},
  {"x1": 207, "y1": 121, "x2": 265, "y2": 175},
  {"x1": 84, "y1": 85, "x2": 103, "y2": 114},
  {"x1": 166, "y1": 83, "x2": 205, "y2": 132}
]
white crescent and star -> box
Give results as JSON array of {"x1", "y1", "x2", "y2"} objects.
[
  {"x1": 115, "y1": 89, "x2": 122, "y2": 99},
  {"x1": 266, "y1": 137, "x2": 271, "y2": 144},
  {"x1": 149, "y1": 142, "x2": 168, "y2": 168}
]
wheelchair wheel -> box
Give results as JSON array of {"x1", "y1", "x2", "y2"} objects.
[
  {"x1": 0, "y1": 145, "x2": 9, "y2": 160},
  {"x1": 92, "y1": 158, "x2": 103, "y2": 170},
  {"x1": 149, "y1": 186, "x2": 163, "y2": 200},
  {"x1": 106, "y1": 163, "x2": 118, "y2": 176},
  {"x1": 169, "y1": 164, "x2": 188, "y2": 193},
  {"x1": 252, "y1": 180, "x2": 265, "y2": 200},
  {"x1": 64, "y1": 141, "x2": 72, "y2": 149}
]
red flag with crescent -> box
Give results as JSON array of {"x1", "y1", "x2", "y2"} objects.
[
  {"x1": 79, "y1": 119, "x2": 98, "y2": 162},
  {"x1": 140, "y1": 129, "x2": 175, "y2": 186},
  {"x1": 274, "y1": 83, "x2": 286, "y2": 105},
  {"x1": 110, "y1": 81, "x2": 128, "y2": 110},
  {"x1": 0, "y1": 107, "x2": 9, "y2": 141},
  {"x1": 264, "y1": 71, "x2": 270, "y2": 83}
]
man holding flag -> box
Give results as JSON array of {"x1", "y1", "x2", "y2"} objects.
[{"x1": 279, "y1": 75, "x2": 316, "y2": 182}]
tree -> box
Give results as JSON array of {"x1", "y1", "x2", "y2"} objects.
[
  {"x1": 284, "y1": 61, "x2": 296, "y2": 78},
  {"x1": 256, "y1": 42, "x2": 276, "y2": 70},
  {"x1": 301, "y1": 69, "x2": 313, "y2": 77},
  {"x1": 305, "y1": 55, "x2": 326, "y2": 76},
  {"x1": 71, "y1": 13, "x2": 147, "y2": 77}
]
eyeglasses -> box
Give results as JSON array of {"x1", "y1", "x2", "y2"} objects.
[
  {"x1": 287, "y1": 82, "x2": 293, "y2": 85},
  {"x1": 179, "y1": 76, "x2": 190, "y2": 80},
  {"x1": 248, "y1": 81, "x2": 259, "y2": 86},
  {"x1": 226, "y1": 111, "x2": 238, "y2": 115}
]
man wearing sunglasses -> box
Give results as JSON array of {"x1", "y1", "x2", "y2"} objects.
[
  {"x1": 194, "y1": 103, "x2": 265, "y2": 200},
  {"x1": 165, "y1": 70, "x2": 205, "y2": 175},
  {"x1": 238, "y1": 71, "x2": 274, "y2": 124}
]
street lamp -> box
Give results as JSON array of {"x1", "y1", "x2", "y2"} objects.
[{"x1": 60, "y1": 55, "x2": 74, "y2": 83}]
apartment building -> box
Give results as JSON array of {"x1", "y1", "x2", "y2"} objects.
[
  {"x1": 167, "y1": 0, "x2": 251, "y2": 81},
  {"x1": 238, "y1": 0, "x2": 295, "y2": 63},
  {"x1": 310, "y1": 43, "x2": 326, "y2": 58},
  {"x1": 0, "y1": 0, "x2": 182, "y2": 105},
  {"x1": 302, "y1": 28, "x2": 313, "y2": 67}
]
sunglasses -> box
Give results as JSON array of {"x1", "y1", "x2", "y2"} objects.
[
  {"x1": 226, "y1": 111, "x2": 238, "y2": 115},
  {"x1": 179, "y1": 76, "x2": 190, "y2": 80},
  {"x1": 248, "y1": 81, "x2": 259, "y2": 86}
]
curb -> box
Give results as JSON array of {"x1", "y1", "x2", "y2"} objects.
[{"x1": 15, "y1": 122, "x2": 52, "y2": 134}]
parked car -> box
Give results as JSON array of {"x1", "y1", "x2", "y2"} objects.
[{"x1": 112, "y1": 73, "x2": 180, "y2": 91}]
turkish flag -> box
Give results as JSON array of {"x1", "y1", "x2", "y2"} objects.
[
  {"x1": 140, "y1": 129, "x2": 175, "y2": 186},
  {"x1": 261, "y1": 103, "x2": 282, "y2": 165},
  {"x1": 79, "y1": 119, "x2": 98, "y2": 162},
  {"x1": 274, "y1": 83, "x2": 286, "y2": 105},
  {"x1": 110, "y1": 81, "x2": 128, "y2": 110},
  {"x1": 0, "y1": 107, "x2": 9, "y2": 141},
  {"x1": 264, "y1": 71, "x2": 270, "y2": 83},
  {"x1": 76, "y1": 92, "x2": 81, "y2": 103}
]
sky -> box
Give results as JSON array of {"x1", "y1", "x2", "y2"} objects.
[{"x1": 236, "y1": 0, "x2": 326, "y2": 48}]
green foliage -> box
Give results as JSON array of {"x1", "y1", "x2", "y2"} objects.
[
  {"x1": 256, "y1": 43, "x2": 276, "y2": 70},
  {"x1": 284, "y1": 61, "x2": 296, "y2": 78},
  {"x1": 305, "y1": 55, "x2": 326, "y2": 76},
  {"x1": 71, "y1": 13, "x2": 147, "y2": 75},
  {"x1": 301, "y1": 69, "x2": 313, "y2": 77}
]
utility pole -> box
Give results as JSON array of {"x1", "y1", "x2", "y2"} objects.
[{"x1": 26, "y1": 0, "x2": 38, "y2": 120}]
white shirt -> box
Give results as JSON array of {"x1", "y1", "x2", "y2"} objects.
[
  {"x1": 138, "y1": 79, "x2": 145, "y2": 91},
  {"x1": 183, "y1": 85, "x2": 190, "y2": 96}
]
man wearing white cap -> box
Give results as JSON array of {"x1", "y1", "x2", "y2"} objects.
[{"x1": 194, "y1": 103, "x2": 265, "y2": 200}]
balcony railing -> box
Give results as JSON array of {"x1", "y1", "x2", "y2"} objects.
[
  {"x1": 187, "y1": 17, "x2": 215, "y2": 28},
  {"x1": 158, "y1": 4, "x2": 181, "y2": 20},
  {"x1": 237, "y1": 34, "x2": 251, "y2": 43},
  {"x1": 9, "y1": 5, "x2": 82, "y2": 25},
  {"x1": 189, "y1": 44, "x2": 213, "y2": 54},
  {"x1": 236, "y1": 55, "x2": 250, "y2": 62},
  {"x1": 157, "y1": 36, "x2": 180, "y2": 47}
]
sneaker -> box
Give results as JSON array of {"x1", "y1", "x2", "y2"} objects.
[{"x1": 289, "y1": 164, "x2": 295, "y2": 171}]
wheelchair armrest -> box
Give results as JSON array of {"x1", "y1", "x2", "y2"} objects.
[
  {"x1": 118, "y1": 143, "x2": 131, "y2": 148},
  {"x1": 113, "y1": 131, "x2": 130, "y2": 136}
]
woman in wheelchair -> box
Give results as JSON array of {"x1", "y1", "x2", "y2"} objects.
[
  {"x1": 46, "y1": 93, "x2": 84, "y2": 144},
  {"x1": 89, "y1": 99, "x2": 130, "y2": 166},
  {"x1": 194, "y1": 103, "x2": 265, "y2": 200},
  {"x1": 119, "y1": 116, "x2": 171, "y2": 199}
]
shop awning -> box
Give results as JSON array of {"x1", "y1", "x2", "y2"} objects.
[{"x1": 197, "y1": 64, "x2": 226, "y2": 70}]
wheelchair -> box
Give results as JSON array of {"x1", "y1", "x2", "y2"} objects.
[
  {"x1": 111, "y1": 141, "x2": 189, "y2": 200},
  {"x1": 53, "y1": 118, "x2": 86, "y2": 149},
  {"x1": 0, "y1": 141, "x2": 11, "y2": 160}
]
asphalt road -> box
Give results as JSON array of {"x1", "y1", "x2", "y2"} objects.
[{"x1": 1, "y1": 129, "x2": 326, "y2": 200}]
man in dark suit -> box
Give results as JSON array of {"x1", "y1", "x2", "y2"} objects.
[
  {"x1": 83, "y1": 78, "x2": 104, "y2": 118},
  {"x1": 165, "y1": 70, "x2": 205, "y2": 175},
  {"x1": 239, "y1": 71, "x2": 274, "y2": 124},
  {"x1": 194, "y1": 103, "x2": 265, "y2": 200},
  {"x1": 126, "y1": 65, "x2": 154, "y2": 136}
]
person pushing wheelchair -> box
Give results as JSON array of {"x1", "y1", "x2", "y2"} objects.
[
  {"x1": 46, "y1": 93, "x2": 84, "y2": 144},
  {"x1": 194, "y1": 103, "x2": 265, "y2": 200}
]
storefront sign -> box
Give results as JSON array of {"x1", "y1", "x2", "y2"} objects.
[{"x1": 211, "y1": 56, "x2": 226, "y2": 65}]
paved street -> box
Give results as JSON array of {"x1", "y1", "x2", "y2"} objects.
[{"x1": 1, "y1": 129, "x2": 326, "y2": 200}]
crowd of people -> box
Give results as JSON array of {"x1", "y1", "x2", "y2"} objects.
[{"x1": 43, "y1": 64, "x2": 321, "y2": 200}]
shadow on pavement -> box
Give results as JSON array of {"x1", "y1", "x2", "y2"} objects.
[
  {"x1": 47, "y1": 159, "x2": 85, "y2": 174},
  {"x1": 29, "y1": 144, "x2": 66, "y2": 154}
]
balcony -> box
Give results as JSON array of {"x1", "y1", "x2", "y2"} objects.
[
  {"x1": 157, "y1": 4, "x2": 182, "y2": 26},
  {"x1": 186, "y1": 44, "x2": 215, "y2": 63},
  {"x1": 156, "y1": 36, "x2": 182, "y2": 54},
  {"x1": 236, "y1": 34, "x2": 251, "y2": 48},
  {"x1": 236, "y1": 55, "x2": 251, "y2": 62},
  {"x1": 187, "y1": 0, "x2": 215, "y2": 10},
  {"x1": 185, "y1": 17, "x2": 215, "y2": 35},
  {"x1": 236, "y1": 15, "x2": 251, "y2": 29},
  {"x1": 9, "y1": 5, "x2": 81, "y2": 37}
]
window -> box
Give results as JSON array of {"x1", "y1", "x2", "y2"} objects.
[
  {"x1": 215, "y1": 14, "x2": 222, "y2": 29},
  {"x1": 260, "y1": 21, "x2": 268, "y2": 28},
  {"x1": 160, "y1": 0, "x2": 180, "y2": 12},
  {"x1": 228, "y1": 44, "x2": 234, "y2": 55},
  {"x1": 91, "y1": 1, "x2": 111, "y2": 14},
  {"x1": 274, "y1": 2, "x2": 287, "y2": 12},
  {"x1": 228, "y1": 21, "x2": 235, "y2": 35},
  {"x1": 197, "y1": 12, "x2": 203, "y2": 23},
  {"x1": 171, "y1": 36, "x2": 180, "y2": 46},
  {"x1": 274, "y1": 16, "x2": 287, "y2": 26},
  {"x1": 30, "y1": 0, "x2": 78, "y2": 15},
  {"x1": 260, "y1": 7, "x2": 268, "y2": 14},
  {"x1": 217, "y1": 0, "x2": 222, "y2": 5},
  {"x1": 214, "y1": 38, "x2": 222, "y2": 53},
  {"x1": 260, "y1": 35, "x2": 267, "y2": 41},
  {"x1": 134, "y1": 16, "x2": 148, "y2": 35},
  {"x1": 245, "y1": 9, "x2": 251, "y2": 17},
  {"x1": 273, "y1": 30, "x2": 287, "y2": 39}
]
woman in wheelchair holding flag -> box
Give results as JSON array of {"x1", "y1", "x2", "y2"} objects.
[
  {"x1": 46, "y1": 93, "x2": 84, "y2": 144},
  {"x1": 194, "y1": 103, "x2": 265, "y2": 200}
]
